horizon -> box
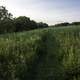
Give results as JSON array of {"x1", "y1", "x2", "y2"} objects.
[{"x1": 0, "y1": 0, "x2": 80, "y2": 25}]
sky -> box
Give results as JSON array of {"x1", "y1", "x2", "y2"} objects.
[{"x1": 0, "y1": 0, "x2": 80, "y2": 25}]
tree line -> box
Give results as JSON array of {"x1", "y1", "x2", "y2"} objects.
[
  {"x1": 0, "y1": 6, "x2": 80, "y2": 34},
  {"x1": 51, "y1": 22, "x2": 80, "y2": 27},
  {"x1": 0, "y1": 6, "x2": 48, "y2": 34}
]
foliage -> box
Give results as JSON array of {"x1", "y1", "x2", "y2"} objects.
[
  {"x1": 54, "y1": 22, "x2": 70, "y2": 27},
  {"x1": 1, "y1": 6, "x2": 80, "y2": 34},
  {"x1": 0, "y1": 18, "x2": 15, "y2": 33},
  {"x1": 51, "y1": 22, "x2": 80, "y2": 28},
  {"x1": 71, "y1": 22, "x2": 80, "y2": 25},
  {"x1": 0, "y1": 6, "x2": 48, "y2": 34},
  {"x1": 0, "y1": 25, "x2": 80, "y2": 80},
  {"x1": 0, "y1": 6, "x2": 12, "y2": 21}
]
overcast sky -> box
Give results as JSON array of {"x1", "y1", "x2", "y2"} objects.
[{"x1": 0, "y1": 0, "x2": 80, "y2": 25}]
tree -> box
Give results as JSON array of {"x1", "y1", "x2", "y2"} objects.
[
  {"x1": 37, "y1": 22, "x2": 48, "y2": 28},
  {"x1": 0, "y1": 6, "x2": 14, "y2": 34},
  {"x1": 54, "y1": 22, "x2": 70, "y2": 27},
  {"x1": 71, "y1": 22, "x2": 80, "y2": 25},
  {"x1": 14, "y1": 16, "x2": 31, "y2": 32},
  {"x1": 0, "y1": 6, "x2": 49, "y2": 34},
  {"x1": 0, "y1": 6, "x2": 12, "y2": 21},
  {"x1": 14, "y1": 16, "x2": 49, "y2": 32},
  {"x1": 30, "y1": 20, "x2": 38, "y2": 29},
  {"x1": 0, "y1": 18, "x2": 15, "y2": 33}
]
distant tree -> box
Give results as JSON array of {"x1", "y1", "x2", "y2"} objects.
[
  {"x1": 37, "y1": 22, "x2": 48, "y2": 28},
  {"x1": 71, "y1": 22, "x2": 80, "y2": 25},
  {"x1": 54, "y1": 22, "x2": 70, "y2": 27}
]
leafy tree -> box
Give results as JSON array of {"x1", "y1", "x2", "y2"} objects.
[
  {"x1": 0, "y1": 6, "x2": 14, "y2": 34},
  {"x1": 0, "y1": 18, "x2": 15, "y2": 33},
  {"x1": 30, "y1": 20, "x2": 38, "y2": 29},
  {"x1": 14, "y1": 16, "x2": 32, "y2": 32},
  {"x1": 14, "y1": 16, "x2": 48, "y2": 32},
  {"x1": 37, "y1": 22, "x2": 48, "y2": 28},
  {"x1": 0, "y1": 6, "x2": 49, "y2": 34},
  {"x1": 0, "y1": 6, "x2": 12, "y2": 21}
]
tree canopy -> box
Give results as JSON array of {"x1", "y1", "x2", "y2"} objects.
[
  {"x1": 0, "y1": 6, "x2": 48, "y2": 34},
  {"x1": 0, "y1": 6, "x2": 12, "y2": 20}
]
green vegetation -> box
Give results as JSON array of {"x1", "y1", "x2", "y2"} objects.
[
  {"x1": 0, "y1": 25, "x2": 80, "y2": 80},
  {"x1": 1, "y1": 6, "x2": 80, "y2": 34},
  {"x1": 0, "y1": 6, "x2": 48, "y2": 34}
]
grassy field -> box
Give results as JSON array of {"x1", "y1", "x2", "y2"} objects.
[{"x1": 0, "y1": 25, "x2": 80, "y2": 80}]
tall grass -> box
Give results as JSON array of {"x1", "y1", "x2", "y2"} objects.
[{"x1": 0, "y1": 25, "x2": 80, "y2": 80}]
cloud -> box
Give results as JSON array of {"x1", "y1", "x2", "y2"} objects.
[{"x1": 1, "y1": 0, "x2": 80, "y2": 25}]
